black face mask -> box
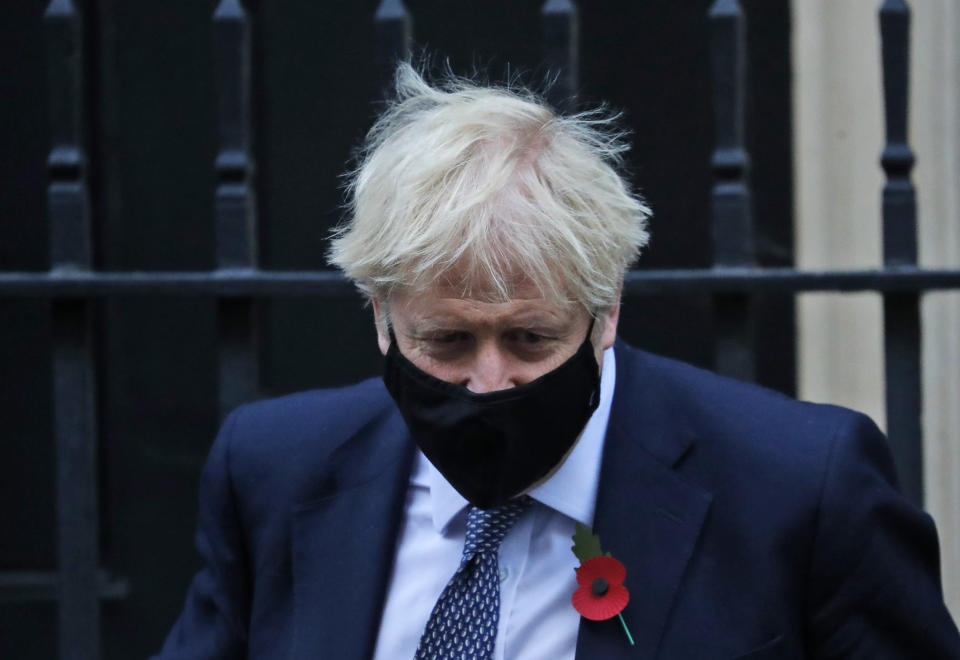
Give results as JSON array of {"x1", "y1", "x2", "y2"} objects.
[{"x1": 383, "y1": 322, "x2": 601, "y2": 509}]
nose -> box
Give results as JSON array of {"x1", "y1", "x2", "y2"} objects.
[{"x1": 464, "y1": 342, "x2": 517, "y2": 393}]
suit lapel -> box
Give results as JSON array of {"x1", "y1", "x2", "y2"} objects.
[
  {"x1": 577, "y1": 343, "x2": 713, "y2": 659},
  {"x1": 290, "y1": 406, "x2": 415, "y2": 660}
]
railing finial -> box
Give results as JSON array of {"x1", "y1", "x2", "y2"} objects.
[
  {"x1": 375, "y1": 0, "x2": 412, "y2": 90},
  {"x1": 213, "y1": 0, "x2": 260, "y2": 417},
  {"x1": 878, "y1": 0, "x2": 923, "y2": 506},
  {"x1": 708, "y1": 0, "x2": 752, "y2": 267},
  {"x1": 541, "y1": 0, "x2": 579, "y2": 113}
]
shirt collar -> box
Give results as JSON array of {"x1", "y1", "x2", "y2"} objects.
[{"x1": 413, "y1": 346, "x2": 617, "y2": 534}]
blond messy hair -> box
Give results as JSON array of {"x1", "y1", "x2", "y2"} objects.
[{"x1": 328, "y1": 62, "x2": 651, "y2": 312}]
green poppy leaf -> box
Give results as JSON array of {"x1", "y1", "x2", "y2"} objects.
[{"x1": 571, "y1": 522, "x2": 604, "y2": 564}]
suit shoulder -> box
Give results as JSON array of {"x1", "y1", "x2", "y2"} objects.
[
  {"x1": 218, "y1": 376, "x2": 396, "y2": 465},
  {"x1": 231, "y1": 377, "x2": 392, "y2": 427},
  {"x1": 621, "y1": 342, "x2": 863, "y2": 435},
  {"x1": 614, "y1": 341, "x2": 879, "y2": 485}
]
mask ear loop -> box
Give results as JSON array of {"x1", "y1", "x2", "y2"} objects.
[{"x1": 386, "y1": 323, "x2": 400, "y2": 354}]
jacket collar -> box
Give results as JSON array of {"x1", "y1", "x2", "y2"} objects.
[{"x1": 576, "y1": 340, "x2": 712, "y2": 659}]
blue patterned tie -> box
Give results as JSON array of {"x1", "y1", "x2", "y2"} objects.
[{"x1": 414, "y1": 497, "x2": 531, "y2": 660}]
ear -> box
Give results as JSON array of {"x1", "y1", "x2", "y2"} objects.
[
  {"x1": 599, "y1": 284, "x2": 622, "y2": 351},
  {"x1": 372, "y1": 299, "x2": 390, "y2": 356}
]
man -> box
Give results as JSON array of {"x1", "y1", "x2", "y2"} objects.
[{"x1": 154, "y1": 64, "x2": 960, "y2": 659}]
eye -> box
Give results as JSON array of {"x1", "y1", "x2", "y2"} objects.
[
  {"x1": 506, "y1": 329, "x2": 551, "y2": 345},
  {"x1": 518, "y1": 330, "x2": 544, "y2": 344},
  {"x1": 425, "y1": 331, "x2": 470, "y2": 345},
  {"x1": 413, "y1": 331, "x2": 472, "y2": 362}
]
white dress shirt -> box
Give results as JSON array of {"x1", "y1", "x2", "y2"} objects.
[{"x1": 372, "y1": 347, "x2": 617, "y2": 660}]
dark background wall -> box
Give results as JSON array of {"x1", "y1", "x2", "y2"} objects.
[{"x1": 0, "y1": 1, "x2": 792, "y2": 657}]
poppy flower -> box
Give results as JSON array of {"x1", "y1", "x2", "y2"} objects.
[{"x1": 572, "y1": 555, "x2": 630, "y2": 621}]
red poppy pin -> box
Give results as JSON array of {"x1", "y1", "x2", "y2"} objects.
[{"x1": 571, "y1": 523, "x2": 635, "y2": 646}]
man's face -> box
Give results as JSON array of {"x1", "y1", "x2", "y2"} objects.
[{"x1": 374, "y1": 281, "x2": 619, "y2": 393}]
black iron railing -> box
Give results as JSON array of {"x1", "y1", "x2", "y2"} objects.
[{"x1": 0, "y1": 1, "x2": 950, "y2": 658}]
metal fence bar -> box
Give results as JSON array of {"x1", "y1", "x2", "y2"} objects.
[
  {"x1": 52, "y1": 301, "x2": 99, "y2": 660},
  {"x1": 3, "y1": 0, "x2": 951, "y2": 654},
  {"x1": 1, "y1": 266, "x2": 960, "y2": 297},
  {"x1": 542, "y1": 0, "x2": 579, "y2": 113},
  {"x1": 44, "y1": 1, "x2": 100, "y2": 658},
  {"x1": 879, "y1": 0, "x2": 922, "y2": 505},
  {"x1": 375, "y1": 0, "x2": 412, "y2": 87},
  {"x1": 709, "y1": 0, "x2": 755, "y2": 382},
  {"x1": 214, "y1": 0, "x2": 260, "y2": 419},
  {"x1": 0, "y1": 570, "x2": 128, "y2": 604}
]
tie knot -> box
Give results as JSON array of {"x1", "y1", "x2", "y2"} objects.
[{"x1": 462, "y1": 496, "x2": 531, "y2": 560}]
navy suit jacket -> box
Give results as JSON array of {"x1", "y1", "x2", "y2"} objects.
[{"x1": 154, "y1": 341, "x2": 960, "y2": 659}]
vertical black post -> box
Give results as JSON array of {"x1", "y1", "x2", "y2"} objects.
[
  {"x1": 709, "y1": 0, "x2": 755, "y2": 382},
  {"x1": 375, "y1": 0, "x2": 412, "y2": 88},
  {"x1": 879, "y1": 0, "x2": 922, "y2": 505},
  {"x1": 45, "y1": 1, "x2": 99, "y2": 658},
  {"x1": 214, "y1": 0, "x2": 259, "y2": 418},
  {"x1": 47, "y1": 0, "x2": 91, "y2": 272},
  {"x1": 541, "y1": 0, "x2": 579, "y2": 113}
]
